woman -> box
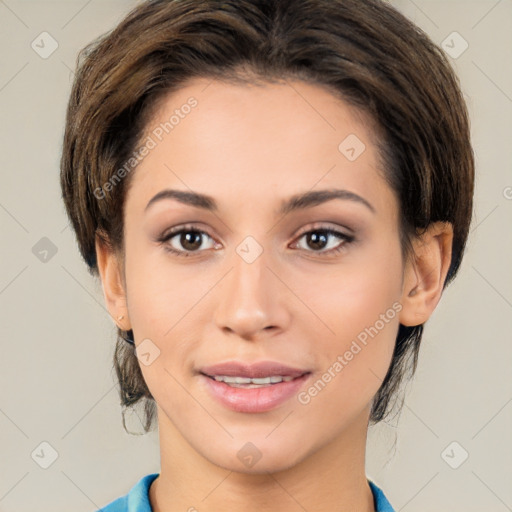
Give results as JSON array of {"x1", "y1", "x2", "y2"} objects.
[{"x1": 60, "y1": 0, "x2": 474, "y2": 510}]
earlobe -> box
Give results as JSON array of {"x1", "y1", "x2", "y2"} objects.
[
  {"x1": 398, "y1": 222, "x2": 453, "y2": 327},
  {"x1": 95, "y1": 232, "x2": 131, "y2": 330}
]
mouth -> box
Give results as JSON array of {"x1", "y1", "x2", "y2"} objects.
[
  {"x1": 200, "y1": 360, "x2": 309, "y2": 376},
  {"x1": 198, "y1": 360, "x2": 312, "y2": 413},
  {"x1": 201, "y1": 373, "x2": 302, "y2": 388}
]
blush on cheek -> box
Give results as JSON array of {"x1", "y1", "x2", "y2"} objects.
[
  {"x1": 316, "y1": 292, "x2": 399, "y2": 397},
  {"x1": 326, "y1": 328, "x2": 396, "y2": 413}
]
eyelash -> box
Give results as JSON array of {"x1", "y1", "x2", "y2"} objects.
[{"x1": 157, "y1": 224, "x2": 355, "y2": 258}]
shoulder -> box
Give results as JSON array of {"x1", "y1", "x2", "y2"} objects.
[
  {"x1": 97, "y1": 473, "x2": 160, "y2": 512},
  {"x1": 368, "y1": 478, "x2": 396, "y2": 512}
]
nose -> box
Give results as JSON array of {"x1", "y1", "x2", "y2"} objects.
[{"x1": 213, "y1": 246, "x2": 291, "y2": 340}]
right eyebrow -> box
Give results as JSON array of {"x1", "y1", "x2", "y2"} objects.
[{"x1": 145, "y1": 189, "x2": 218, "y2": 213}]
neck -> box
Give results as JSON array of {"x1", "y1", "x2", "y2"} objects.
[{"x1": 149, "y1": 405, "x2": 375, "y2": 512}]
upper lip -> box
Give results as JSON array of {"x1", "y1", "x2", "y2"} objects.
[{"x1": 200, "y1": 361, "x2": 310, "y2": 379}]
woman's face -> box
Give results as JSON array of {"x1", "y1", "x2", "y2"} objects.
[{"x1": 120, "y1": 77, "x2": 407, "y2": 472}]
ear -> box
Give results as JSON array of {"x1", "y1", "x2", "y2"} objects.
[
  {"x1": 399, "y1": 221, "x2": 453, "y2": 327},
  {"x1": 95, "y1": 231, "x2": 131, "y2": 331}
]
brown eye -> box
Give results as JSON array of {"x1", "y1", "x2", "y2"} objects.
[
  {"x1": 177, "y1": 230, "x2": 203, "y2": 251},
  {"x1": 294, "y1": 228, "x2": 354, "y2": 255},
  {"x1": 305, "y1": 231, "x2": 330, "y2": 250},
  {"x1": 159, "y1": 226, "x2": 217, "y2": 257}
]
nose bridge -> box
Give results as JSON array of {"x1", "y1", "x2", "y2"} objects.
[
  {"x1": 213, "y1": 237, "x2": 288, "y2": 337},
  {"x1": 228, "y1": 239, "x2": 268, "y2": 313}
]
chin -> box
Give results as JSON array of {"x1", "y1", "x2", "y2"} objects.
[{"x1": 199, "y1": 435, "x2": 309, "y2": 475}]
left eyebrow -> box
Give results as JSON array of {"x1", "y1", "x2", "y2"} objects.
[{"x1": 278, "y1": 189, "x2": 376, "y2": 215}]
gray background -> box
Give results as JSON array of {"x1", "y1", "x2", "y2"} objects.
[{"x1": 0, "y1": 0, "x2": 511, "y2": 510}]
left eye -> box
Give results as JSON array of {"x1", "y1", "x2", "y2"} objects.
[{"x1": 293, "y1": 228, "x2": 354, "y2": 254}]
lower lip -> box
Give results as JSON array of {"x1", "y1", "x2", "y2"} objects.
[{"x1": 200, "y1": 373, "x2": 311, "y2": 413}]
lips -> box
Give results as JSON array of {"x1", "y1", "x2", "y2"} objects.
[
  {"x1": 199, "y1": 360, "x2": 309, "y2": 379},
  {"x1": 197, "y1": 360, "x2": 312, "y2": 412}
]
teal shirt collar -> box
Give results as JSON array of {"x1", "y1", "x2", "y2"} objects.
[{"x1": 99, "y1": 473, "x2": 396, "y2": 512}]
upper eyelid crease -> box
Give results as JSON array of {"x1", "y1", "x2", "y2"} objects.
[{"x1": 161, "y1": 222, "x2": 352, "y2": 240}]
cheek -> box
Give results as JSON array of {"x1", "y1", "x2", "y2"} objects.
[
  {"x1": 123, "y1": 241, "x2": 209, "y2": 376},
  {"x1": 298, "y1": 295, "x2": 399, "y2": 425},
  {"x1": 297, "y1": 241, "x2": 403, "y2": 342},
  {"x1": 123, "y1": 234, "x2": 190, "y2": 333},
  {"x1": 295, "y1": 241, "x2": 402, "y2": 404}
]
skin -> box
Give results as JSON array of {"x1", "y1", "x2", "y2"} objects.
[{"x1": 96, "y1": 77, "x2": 453, "y2": 512}]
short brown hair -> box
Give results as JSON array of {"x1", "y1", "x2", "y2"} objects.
[{"x1": 60, "y1": 0, "x2": 474, "y2": 433}]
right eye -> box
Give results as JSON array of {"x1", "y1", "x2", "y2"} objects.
[{"x1": 158, "y1": 225, "x2": 218, "y2": 257}]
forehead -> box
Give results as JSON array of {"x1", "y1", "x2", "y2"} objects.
[{"x1": 128, "y1": 77, "x2": 395, "y2": 220}]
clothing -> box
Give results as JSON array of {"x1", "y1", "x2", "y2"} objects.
[
  {"x1": 368, "y1": 478, "x2": 396, "y2": 512},
  {"x1": 98, "y1": 472, "x2": 395, "y2": 512}
]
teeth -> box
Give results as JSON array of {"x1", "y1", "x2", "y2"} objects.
[{"x1": 211, "y1": 375, "x2": 296, "y2": 386}]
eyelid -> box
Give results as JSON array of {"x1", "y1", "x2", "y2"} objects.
[
  {"x1": 294, "y1": 221, "x2": 354, "y2": 238},
  {"x1": 161, "y1": 223, "x2": 213, "y2": 239},
  {"x1": 160, "y1": 221, "x2": 352, "y2": 242}
]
